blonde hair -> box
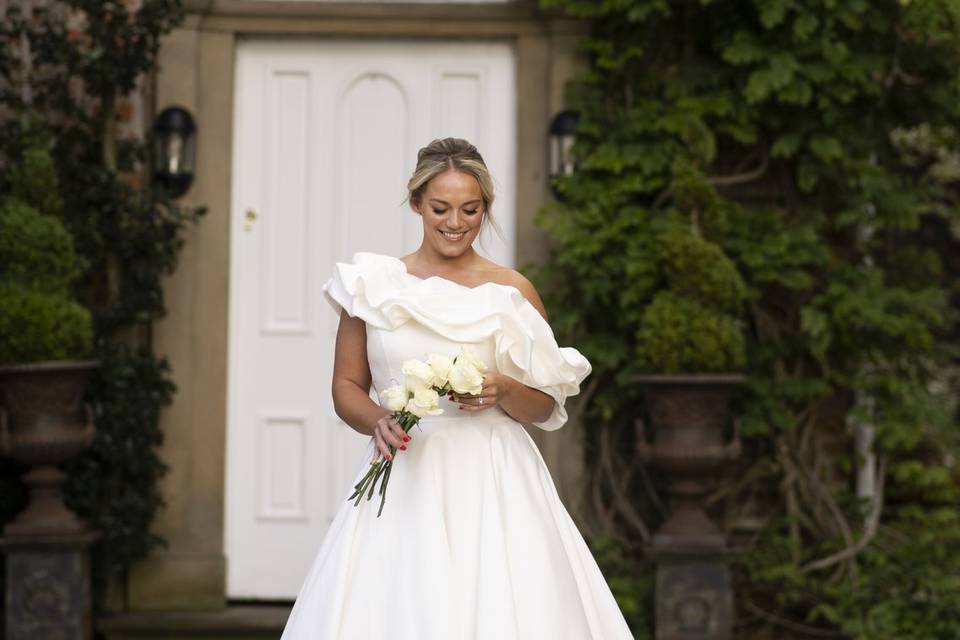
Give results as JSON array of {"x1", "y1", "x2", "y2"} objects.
[{"x1": 406, "y1": 137, "x2": 505, "y2": 245}]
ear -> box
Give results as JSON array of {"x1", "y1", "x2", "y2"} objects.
[{"x1": 409, "y1": 197, "x2": 422, "y2": 215}]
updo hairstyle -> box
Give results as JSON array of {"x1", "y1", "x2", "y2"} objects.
[{"x1": 406, "y1": 137, "x2": 504, "y2": 243}]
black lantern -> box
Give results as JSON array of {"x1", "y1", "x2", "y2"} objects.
[
  {"x1": 548, "y1": 110, "x2": 579, "y2": 198},
  {"x1": 152, "y1": 106, "x2": 196, "y2": 198}
]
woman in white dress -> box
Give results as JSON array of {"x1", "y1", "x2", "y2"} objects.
[{"x1": 280, "y1": 138, "x2": 634, "y2": 639}]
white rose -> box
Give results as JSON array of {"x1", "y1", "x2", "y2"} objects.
[
  {"x1": 426, "y1": 353, "x2": 455, "y2": 387},
  {"x1": 404, "y1": 373, "x2": 429, "y2": 395},
  {"x1": 455, "y1": 345, "x2": 488, "y2": 373},
  {"x1": 380, "y1": 384, "x2": 409, "y2": 412},
  {"x1": 405, "y1": 385, "x2": 443, "y2": 417},
  {"x1": 402, "y1": 359, "x2": 437, "y2": 387},
  {"x1": 448, "y1": 359, "x2": 485, "y2": 395}
]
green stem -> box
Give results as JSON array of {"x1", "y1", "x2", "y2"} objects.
[
  {"x1": 346, "y1": 410, "x2": 420, "y2": 513},
  {"x1": 349, "y1": 461, "x2": 379, "y2": 499},
  {"x1": 377, "y1": 460, "x2": 393, "y2": 517},
  {"x1": 367, "y1": 458, "x2": 390, "y2": 501}
]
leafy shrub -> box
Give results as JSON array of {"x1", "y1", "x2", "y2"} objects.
[
  {"x1": 6, "y1": 126, "x2": 63, "y2": 218},
  {"x1": 0, "y1": 283, "x2": 92, "y2": 364},
  {"x1": 0, "y1": 127, "x2": 91, "y2": 364},
  {"x1": 0, "y1": 198, "x2": 82, "y2": 294},
  {"x1": 636, "y1": 292, "x2": 746, "y2": 373},
  {"x1": 660, "y1": 228, "x2": 746, "y2": 315},
  {"x1": 631, "y1": 224, "x2": 749, "y2": 372}
]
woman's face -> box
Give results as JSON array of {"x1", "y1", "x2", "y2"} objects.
[{"x1": 415, "y1": 168, "x2": 484, "y2": 257}]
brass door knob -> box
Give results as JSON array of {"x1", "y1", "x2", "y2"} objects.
[{"x1": 244, "y1": 208, "x2": 258, "y2": 231}]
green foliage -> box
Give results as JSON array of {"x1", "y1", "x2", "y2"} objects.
[
  {"x1": 637, "y1": 292, "x2": 746, "y2": 373},
  {"x1": 0, "y1": 128, "x2": 92, "y2": 363},
  {"x1": 632, "y1": 224, "x2": 749, "y2": 371},
  {"x1": 0, "y1": 198, "x2": 82, "y2": 294},
  {"x1": 6, "y1": 126, "x2": 63, "y2": 218},
  {"x1": 0, "y1": 283, "x2": 92, "y2": 363},
  {"x1": 661, "y1": 227, "x2": 747, "y2": 314},
  {"x1": 536, "y1": 0, "x2": 960, "y2": 636},
  {"x1": 742, "y1": 484, "x2": 960, "y2": 639},
  {"x1": 63, "y1": 342, "x2": 173, "y2": 584}
]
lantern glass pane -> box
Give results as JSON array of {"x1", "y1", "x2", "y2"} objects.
[
  {"x1": 549, "y1": 135, "x2": 562, "y2": 178},
  {"x1": 154, "y1": 132, "x2": 196, "y2": 176},
  {"x1": 178, "y1": 135, "x2": 197, "y2": 174},
  {"x1": 560, "y1": 133, "x2": 575, "y2": 176}
]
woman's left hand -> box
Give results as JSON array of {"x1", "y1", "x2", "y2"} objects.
[{"x1": 449, "y1": 372, "x2": 515, "y2": 411}]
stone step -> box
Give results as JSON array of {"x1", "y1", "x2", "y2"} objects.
[{"x1": 98, "y1": 605, "x2": 291, "y2": 640}]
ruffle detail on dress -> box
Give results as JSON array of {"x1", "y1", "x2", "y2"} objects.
[{"x1": 322, "y1": 252, "x2": 591, "y2": 431}]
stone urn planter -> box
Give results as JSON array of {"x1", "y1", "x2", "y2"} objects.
[
  {"x1": 0, "y1": 360, "x2": 98, "y2": 538},
  {"x1": 633, "y1": 373, "x2": 744, "y2": 640},
  {"x1": 634, "y1": 373, "x2": 743, "y2": 550}
]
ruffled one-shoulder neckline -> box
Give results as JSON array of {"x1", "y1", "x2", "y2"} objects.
[
  {"x1": 321, "y1": 251, "x2": 591, "y2": 431},
  {"x1": 378, "y1": 251, "x2": 529, "y2": 300}
]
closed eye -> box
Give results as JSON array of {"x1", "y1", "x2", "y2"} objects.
[{"x1": 430, "y1": 207, "x2": 480, "y2": 215}]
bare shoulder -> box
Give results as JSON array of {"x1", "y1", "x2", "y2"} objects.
[{"x1": 487, "y1": 264, "x2": 548, "y2": 322}]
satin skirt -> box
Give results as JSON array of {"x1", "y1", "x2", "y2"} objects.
[{"x1": 280, "y1": 402, "x2": 635, "y2": 640}]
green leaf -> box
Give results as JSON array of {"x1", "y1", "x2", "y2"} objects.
[{"x1": 808, "y1": 135, "x2": 844, "y2": 161}]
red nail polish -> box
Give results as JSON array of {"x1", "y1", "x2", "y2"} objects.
[
  {"x1": 400, "y1": 445, "x2": 407, "y2": 451},
  {"x1": 403, "y1": 436, "x2": 410, "y2": 442}
]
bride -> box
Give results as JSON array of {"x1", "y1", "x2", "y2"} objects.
[{"x1": 280, "y1": 138, "x2": 634, "y2": 639}]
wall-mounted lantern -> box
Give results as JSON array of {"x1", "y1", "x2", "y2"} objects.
[
  {"x1": 152, "y1": 106, "x2": 196, "y2": 198},
  {"x1": 548, "y1": 110, "x2": 580, "y2": 198}
]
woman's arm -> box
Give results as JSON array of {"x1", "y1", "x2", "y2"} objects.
[
  {"x1": 497, "y1": 376, "x2": 556, "y2": 424},
  {"x1": 331, "y1": 309, "x2": 391, "y2": 437}
]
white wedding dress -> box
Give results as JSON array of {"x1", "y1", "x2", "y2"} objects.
[{"x1": 280, "y1": 251, "x2": 634, "y2": 640}]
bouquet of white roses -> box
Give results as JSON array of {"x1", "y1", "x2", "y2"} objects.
[{"x1": 349, "y1": 345, "x2": 488, "y2": 517}]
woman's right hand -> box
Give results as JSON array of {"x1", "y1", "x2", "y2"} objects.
[{"x1": 372, "y1": 413, "x2": 411, "y2": 463}]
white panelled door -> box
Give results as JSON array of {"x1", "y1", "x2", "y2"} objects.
[{"x1": 226, "y1": 39, "x2": 517, "y2": 599}]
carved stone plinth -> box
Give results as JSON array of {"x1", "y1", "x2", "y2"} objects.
[
  {"x1": 650, "y1": 548, "x2": 733, "y2": 640},
  {"x1": 1, "y1": 531, "x2": 100, "y2": 640}
]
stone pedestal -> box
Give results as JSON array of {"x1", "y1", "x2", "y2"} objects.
[
  {"x1": 1, "y1": 531, "x2": 100, "y2": 640},
  {"x1": 651, "y1": 548, "x2": 733, "y2": 640}
]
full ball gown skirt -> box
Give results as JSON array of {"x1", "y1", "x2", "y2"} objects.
[{"x1": 280, "y1": 252, "x2": 634, "y2": 640}]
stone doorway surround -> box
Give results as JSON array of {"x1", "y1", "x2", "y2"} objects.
[{"x1": 135, "y1": 0, "x2": 588, "y2": 611}]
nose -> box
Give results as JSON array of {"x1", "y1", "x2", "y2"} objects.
[{"x1": 448, "y1": 208, "x2": 462, "y2": 228}]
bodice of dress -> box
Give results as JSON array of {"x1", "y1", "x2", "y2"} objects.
[
  {"x1": 366, "y1": 321, "x2": 506, "y2": 422},
  {"x1": 321, "y1": 251, "x2": 592, "y2": 431}
]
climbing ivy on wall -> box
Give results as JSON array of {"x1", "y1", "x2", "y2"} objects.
[
  {"x1": 533, "y1": 1, "x2": 960, "y2": 638},
  {"x1": 0, "y1": 0, "x2": 201, "y2": 607}
]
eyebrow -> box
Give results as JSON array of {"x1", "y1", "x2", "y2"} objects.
[{"x1": 428, "y1": 198, "x2": 482, "y2": 206}]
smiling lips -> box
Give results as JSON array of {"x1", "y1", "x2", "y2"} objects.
[{"x1": 440, "y1": 230, "x2": 466, "y2": 241}]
